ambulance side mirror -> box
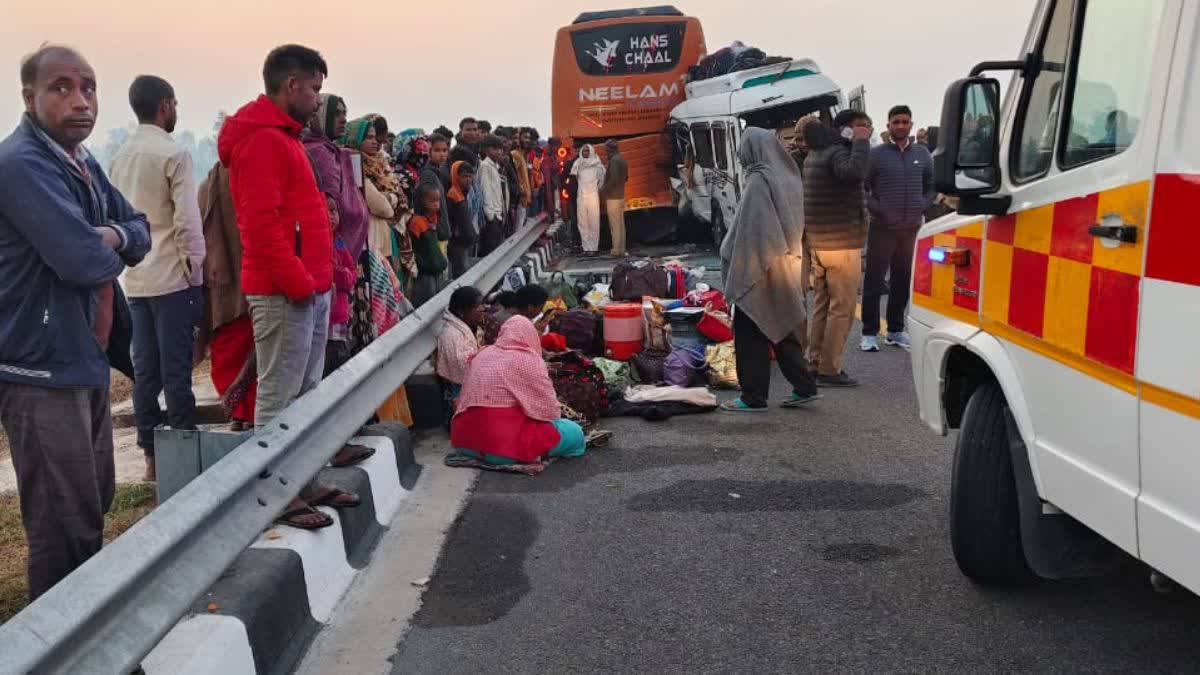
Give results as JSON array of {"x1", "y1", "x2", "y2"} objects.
[{"x1": 934, "y1": 77, "x2": 1002, "y2": 199}]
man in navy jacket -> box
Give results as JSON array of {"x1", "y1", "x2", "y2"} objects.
[
  {"x1": 861, "y1": 104, "x2": 936, "y2": 353},
  {"x1": 0, "y1": 45, "x2": 150, "y2": 600}
]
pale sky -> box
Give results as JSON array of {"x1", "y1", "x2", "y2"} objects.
[{"x1": 2, "y1": 0, "x2": 1038, "y2": 144}]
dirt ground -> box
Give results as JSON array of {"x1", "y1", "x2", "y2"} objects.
[{"x1": 0, "y1": 369, "x2": 136, "y2": 466}]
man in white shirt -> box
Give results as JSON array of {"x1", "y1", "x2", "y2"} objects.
[
  {"x1": 109, "y1": 75, "x2": 205, "y2": 481},
  {"x1": 476, "y1": 134, "x2": 509, "y2": 256}
]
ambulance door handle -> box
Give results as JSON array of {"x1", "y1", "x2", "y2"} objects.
[{"x1": 1088, "y1": 224, "x2": 1137, "y2": 244}]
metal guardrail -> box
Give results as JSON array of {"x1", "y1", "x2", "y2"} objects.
[{"x1": 0, "y1": 218, "x2": 551, "y2": 674}]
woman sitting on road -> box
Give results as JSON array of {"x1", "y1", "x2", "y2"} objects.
[
  {"x1": 436, "y1": 286, "x2": 485, "y2": 426},
  {"x1": 450, "y1": 316, "x2": 586, "y2": 465}
]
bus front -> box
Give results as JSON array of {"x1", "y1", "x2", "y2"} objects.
[{"x1": 551, "y1": 7, "x2": 706, "y2": 228}]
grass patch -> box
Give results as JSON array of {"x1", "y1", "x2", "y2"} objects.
[{"x1": 0, "y1": 483, "x2": 157, "y2": 625}]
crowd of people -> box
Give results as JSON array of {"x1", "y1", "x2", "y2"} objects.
[
  {"x1": 0, "y1": 37, "x2": 939, "y2": 611},
  {"x1": 728, "y1": 104, "x2": 939, "y2": 408},
  {"x1": 0, "y1": 41, "x2": 627, "y2": 608}
]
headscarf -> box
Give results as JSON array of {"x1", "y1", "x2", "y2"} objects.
[
  {"x1": 341, "y1": 118, "x2": 371, "y2": 149},
  {"x1": 455, "y1": 316, "x2": 562, "y2": 422},
  {"x1": 392, "y1": 128, "x2": 426, "y2": 164},
  {"x1": 447, "y1": 160, "x2": 469, "y2": 203},
  {"x1": 309, "y1": 94, "x2": 345, "y2": 141},
  {"x1": 720, "y1": 126, "x2": 807, "y2": 343},
  {"x1": 570, "y1": 144, "x2": 602, "y2": 175},
  {"x1": 344, "y1": 116, "x2": 402, "y2": 195}
]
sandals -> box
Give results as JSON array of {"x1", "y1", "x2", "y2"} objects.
[
  {"x1": 586, "y1": 430, "x2": 614, "y2": 449},
  {"x1": 307, "y1": 487, "x2": 361, "y2": 509},
  {"x1": 330, "y1": 443, "x2": 376, "y2": 468},
  {"x1": 721, "y1": 398, "x2": 768, "y2": 413},
  {"x1": 275, "y1": 504, "x2": 334, "y2": 530}
]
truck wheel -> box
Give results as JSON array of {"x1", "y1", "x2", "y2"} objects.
[
  {"x1": 950, "y1": 382, "x2": 1030, "y2": 584},
  {"x1": 711, "y1": 203, "x2": 726, "y2": 248}
]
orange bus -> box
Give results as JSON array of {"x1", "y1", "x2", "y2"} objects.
[{"x1": 551, "y1": 7, "x2": 707, "y2": 222}]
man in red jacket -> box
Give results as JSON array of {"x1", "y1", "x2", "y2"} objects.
[{"x1": 218, "y1": 44, "x2": 358, "y2": 529}]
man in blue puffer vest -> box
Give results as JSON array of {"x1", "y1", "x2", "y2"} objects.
[
  {"x1": 0, "y1": 45, "x2": 151, "y2": 600},
  {"x1": 862, "y1": 104, "x2": 937, "y2": 353}
]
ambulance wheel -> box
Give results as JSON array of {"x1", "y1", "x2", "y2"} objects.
[
  {"x1": 711, "y1": 203, "x2": 726, "y2": 248},
  {"x1": 950, "y1": 382, "x2": 1031, "y2": 584}
]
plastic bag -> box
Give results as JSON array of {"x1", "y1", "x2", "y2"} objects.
[{"x1": 705, "y1": 343, "x2": 739, "y2": 389}]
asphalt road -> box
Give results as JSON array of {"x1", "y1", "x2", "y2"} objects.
[{"x1": 392, "y1": 326, "x2": 1200, "y2": 673}]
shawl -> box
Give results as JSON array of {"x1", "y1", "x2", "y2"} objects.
[
  {"x1": 456, "y1": 316, "x2": 561, "y2": 422},
  {"x1": 197, "y1": 161, "x2": 247, "y2": 332},
  {"x1": 409, "y1": 214, "x2": 435, "y2": 237},
  {"x1": 309, "y1": 94, "x2": 345, "y2": 140},
  {"x1": 436, "y1": 310, "x2": 480, "y2": 384},
  {"x1": 302, "y1": 104, "x2": 370, "y2": 259},
  {"x1": 448, "y1": 160, "x2": 468, "y2": 203},
  {"x1": 341, "y1": 118, "x2": 371, "y2": 148},
  {"x1": 570, "y1": 144, "x2": 602, "y2": 175},
  {"x1": 720, "y1": 127, "x2": 808, "y2": 343},
  {"x1": 368, "y1": 248, "x2": 410, "y2": 338}
]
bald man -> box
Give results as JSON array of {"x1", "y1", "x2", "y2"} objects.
[{"x1": 0, "y1": 45, "x2": 151, "y2": 600}]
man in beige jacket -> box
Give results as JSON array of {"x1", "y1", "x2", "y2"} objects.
[{"x1": 109, "y1": 75, "x2": 205, "y2": 481}]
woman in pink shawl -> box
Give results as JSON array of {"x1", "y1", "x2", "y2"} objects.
[{"x1": 450, "y1": 316, "x2": 586, "y2": 464}]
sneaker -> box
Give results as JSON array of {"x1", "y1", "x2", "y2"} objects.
[
  {"x1": 781, "y1": 391, "x2": 823, "y2": 408},
  {"x1": 816, "y1": 372, "x2": 860, "y2": 388},
  {"x1": 885, "y1": 331, "x2": 912, "y2": 349},
  {"x1": 861, "y1": 335, "x2": 880, "y2": 352}
]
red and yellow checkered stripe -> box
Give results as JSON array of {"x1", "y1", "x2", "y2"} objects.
[{"x1": 914, "y1": 181, "x2": 1150, "y2": 393}]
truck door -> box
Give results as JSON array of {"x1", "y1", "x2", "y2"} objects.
[
  {"x1": 1134, "y1": 0, "x2": 1200, "y2": 590},
  {"x1": 978, "y1": 0, "x2": 1173, "y2": 555}
]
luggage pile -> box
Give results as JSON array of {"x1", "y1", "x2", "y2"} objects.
[
  {"x1": 687, "y1": 41, "x2": 792, "y2": 83},
  {"x1": 542, "y1": 259, "x2": 739, "y2": 392}
]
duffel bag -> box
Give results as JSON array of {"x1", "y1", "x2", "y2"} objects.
[
  {"x1": 550, "y1": 308, "x2": 598, "y2": 351},
  {"x1": 610, "y1": 259, "x2": 668, "y2": 301}
]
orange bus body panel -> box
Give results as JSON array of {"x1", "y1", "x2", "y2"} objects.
[{"x1": 552, "y1": 13, "x2": 705, "y2": 210}]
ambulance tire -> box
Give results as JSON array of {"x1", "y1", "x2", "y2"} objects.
[{"x1": 950, "y1": 382, "x2": 1031, "y2": 584}]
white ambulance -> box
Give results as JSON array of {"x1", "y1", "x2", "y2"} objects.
[{"x1": 910, "y1": 0, "x2": 1200, "y2": 592}]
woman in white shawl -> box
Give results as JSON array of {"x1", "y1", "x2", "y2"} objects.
[
  {"x1": 720, "y1": 127, "x2": 821, "y2": 412},
  {"x1": 570, "y1": 144, "x2": 606, "y2": 256}
]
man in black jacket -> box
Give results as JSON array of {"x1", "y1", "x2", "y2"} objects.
[{"x1": 801, "y1": 112, "x2": 871, "y2": 387}]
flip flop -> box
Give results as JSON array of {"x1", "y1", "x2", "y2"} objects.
[
  {"x1": 307, "y1": 487, "x2": 361, "y2": 509},
  {"x1": 330, "y1": 443, "x2": 376, "y2": 468},
  {"x1": 586, "y1": 430, "x2": 614, "y2": 448},
  {"x1": 781, "y1": 392, "x2": 823, "y2": 409},
  {"x1": 720, "y1": 398, "x2": 768, "y2": 412},
  {"x1": 275, "y1": 504, "x2": 334, "y2": 530}
]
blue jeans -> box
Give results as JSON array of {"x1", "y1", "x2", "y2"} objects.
[{"x1": 129, "y1": 286, "x2": 203, "y2": 454}]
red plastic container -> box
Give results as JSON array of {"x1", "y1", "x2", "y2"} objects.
[{"x1": 603, "y1": 303, "x2": 644, "y2": 361}]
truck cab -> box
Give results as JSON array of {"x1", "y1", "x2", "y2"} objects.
[
  {"x1": 911, "y1": 0, "x2": 1200, "y2": 592},
  {"x1": 668, "y1": 59, "x2": 862, "y2": 246}
]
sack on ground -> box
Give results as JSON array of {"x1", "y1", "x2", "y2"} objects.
[
  {"x1": 705, "y1": 342, "x2": 739, "y2": 389},
  {"x1": 610, "y1": 259, "x2": 668, "y2": 301},
  {"x1": 593, "y1": 358, "x2": 632, "y2": 393},
  {"x1": 663, "y1": 345, "x2": 708, "y2": 388},
  {"x1": 501, "y1": 266, "x2": 526, "y2": 292}
]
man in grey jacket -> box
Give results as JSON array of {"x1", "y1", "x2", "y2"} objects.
[
  {"x1": 861, "y1": 105, "x2": 936, "y2": 352},
  {"x1": 801, "y1": 111, "x2": 871, "y2": 386}
]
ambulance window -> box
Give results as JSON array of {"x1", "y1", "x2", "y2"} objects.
[
  {"x1": 712, "y1": 125, "x2": 729, "y2": 170},
  {"x1": 1059, "y1": 0, "x2": 1165, "y2": 169},
  {"x1": 692, "y1": 124, "x2": 715, "y2": 169},
  {"x1": 1011, "y1": 0, "x2": 1074, "y2": 182}
]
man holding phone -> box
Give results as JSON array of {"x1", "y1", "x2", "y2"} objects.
[{"x1": 799, "y1": 111, "x2": 871, "y2": 387}]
